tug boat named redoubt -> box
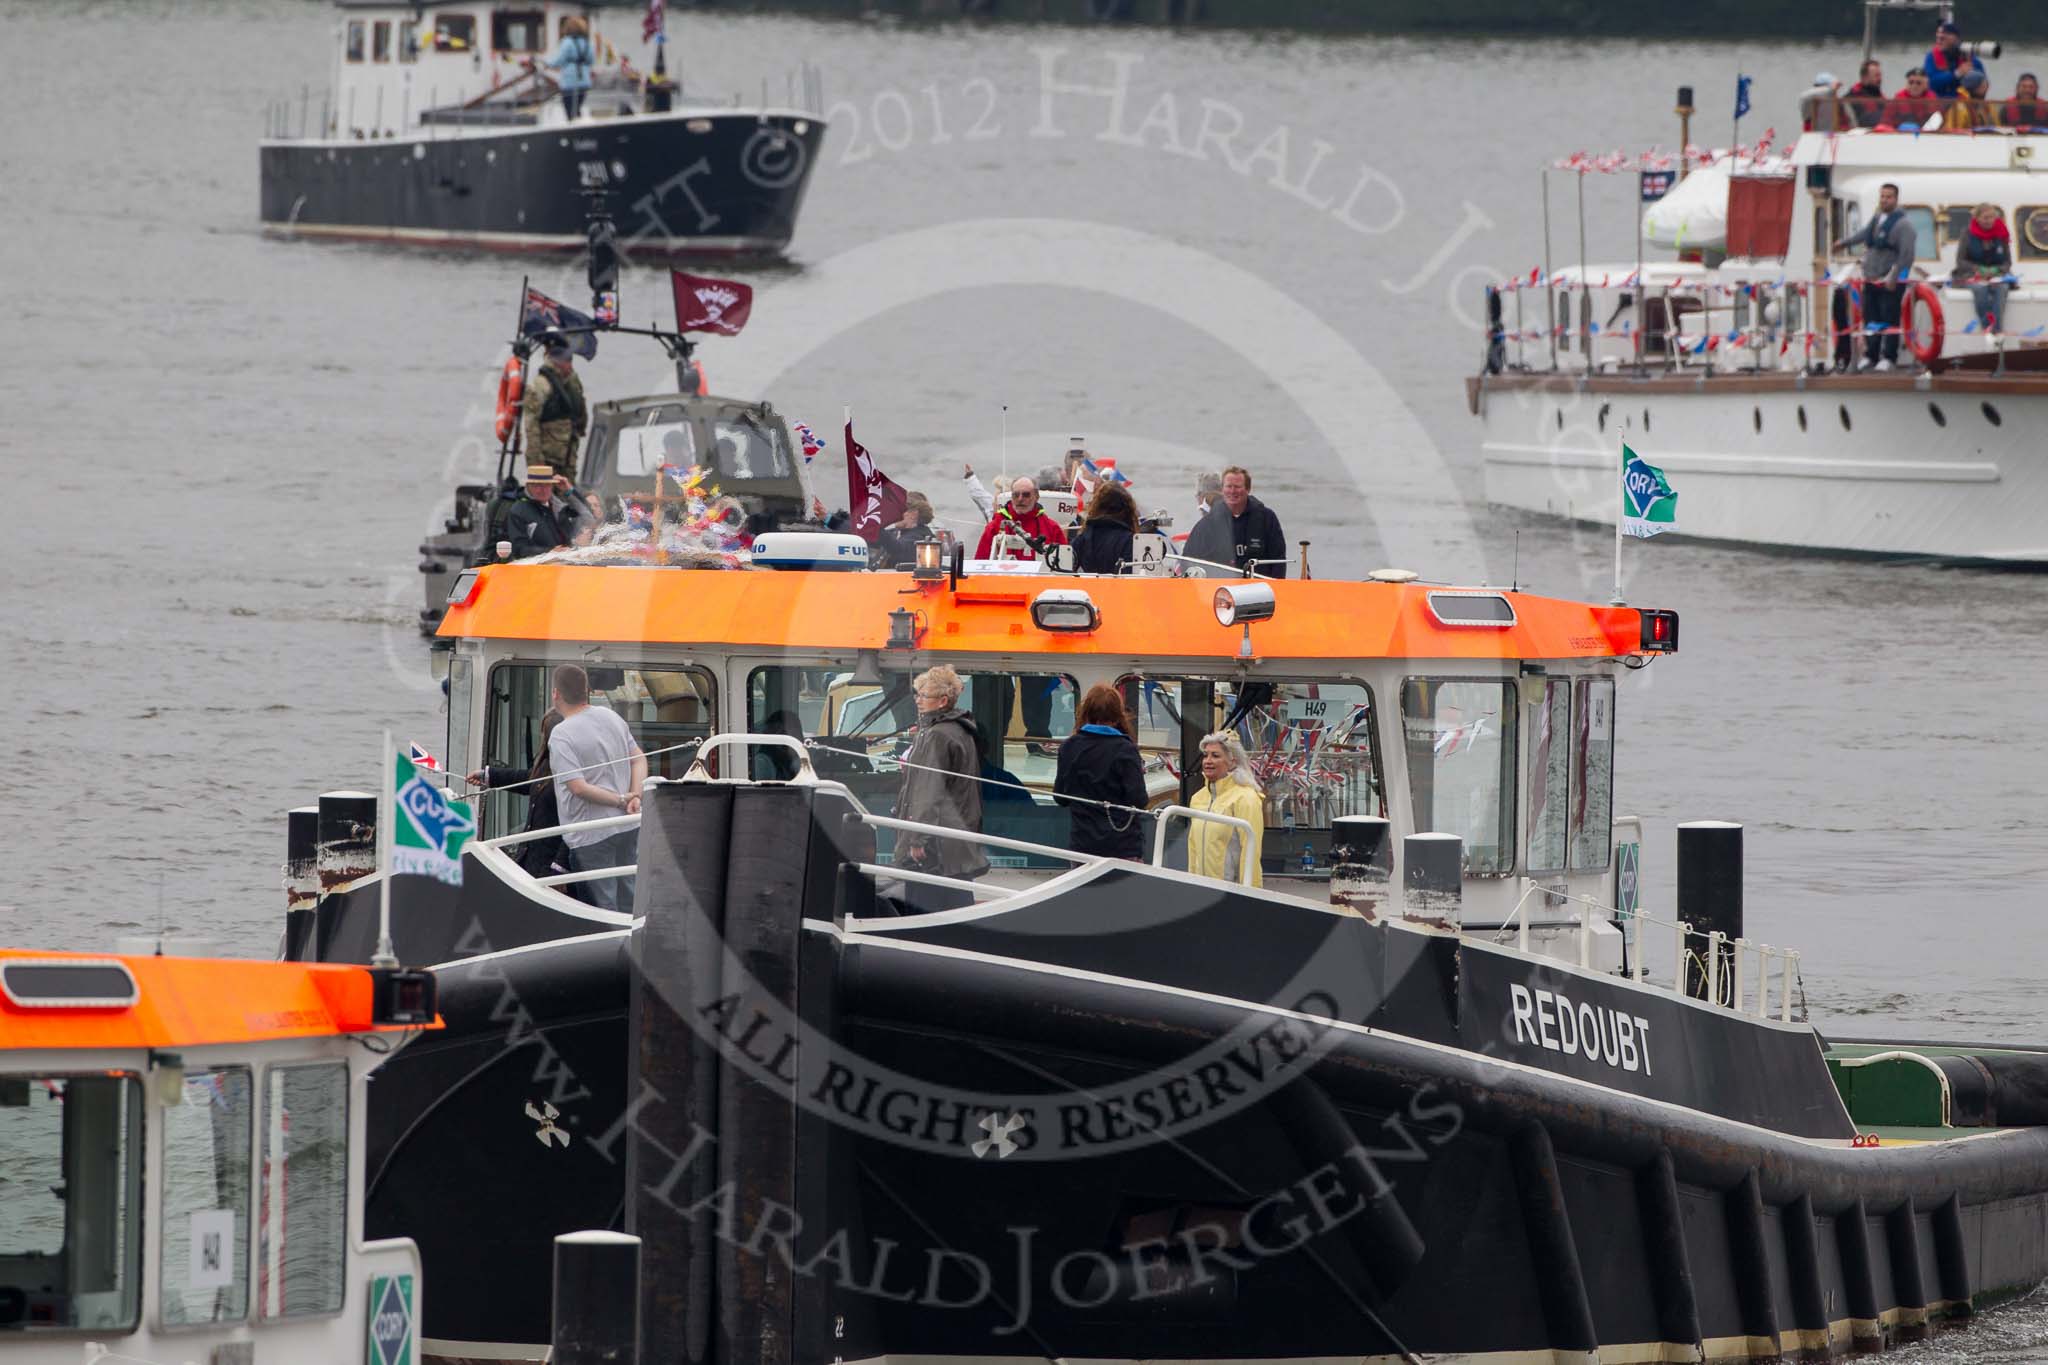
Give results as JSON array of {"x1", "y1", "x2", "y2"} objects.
[{"x1": 291, "y1": 555, "x2": 2048, "y2": 1364}]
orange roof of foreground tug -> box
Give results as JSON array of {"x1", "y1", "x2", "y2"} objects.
[
  {"x1": 438, "y1": 564, "x2": 1662, "y2": 661},
  {"x1": 0, "y1": 947, "x2": 438, "y2": 1051}
]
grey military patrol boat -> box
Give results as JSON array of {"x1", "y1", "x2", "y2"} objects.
[{"x1": 416, "y1": 208, "x2": 815, "y2": 635}]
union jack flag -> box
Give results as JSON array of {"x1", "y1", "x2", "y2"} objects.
[
  {"x1": 792, "y1": 421, "x2": 826, "y2": 463},
  {"x1": 409, "y1": 743, "x2": 441, "y2": 772}
]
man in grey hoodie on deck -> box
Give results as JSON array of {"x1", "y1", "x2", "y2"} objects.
[{"x1": 1832, "y1": 182, "x2": 1917, "y2": 371}]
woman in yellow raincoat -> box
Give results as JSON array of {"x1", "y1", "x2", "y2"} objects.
[{"x1": 1188, "y1": 731, "x2": 1265, "y2": 887}]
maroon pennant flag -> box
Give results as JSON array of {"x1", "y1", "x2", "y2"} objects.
[
  {"x1": 844, "y1": 420, "x2": 909, "y2": 545},
  {"x1": 670, "y1": 269, "x2": 753, "y2": 336}
]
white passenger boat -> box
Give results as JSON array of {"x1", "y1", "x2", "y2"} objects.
[{"x1": 1471, "y1": 1, "x2": 2048, "y2": 563}]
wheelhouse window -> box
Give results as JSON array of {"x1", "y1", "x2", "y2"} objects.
[
  {"x1": 1123, "y1": 675, "x2": 1383, "y2": 875},
  {"x1": 398, "y1": 19, "x2": 419, "y2": 62},
  {"x1": 1526, "y1": 679, "x2": 1571, "y2": 875},
  {"x1": 446, "y1": 655, "x2": 475, "y2": 791},
  {"x1": 2020, "y1": 206, "x2": 2048, "y2": 260},
  {"x1": 1567, "y1": 677, "x2": 1615, "y2": 872},
  {"x1": 258, "y1": 1064, "x2": 347, "y2": 1319},
  {"x1": 1902, "y1": 205, "x2": 1938, "y2": 261},
  {"x1": 159, "y1": 1068, "x2": 253, "y2": 1327},
  {"x1": 1401, "y1": 677, "x2": 1516, "y2": 876},
  {"x1": 345, "y1": 20, "x2": 366, "y2": 62},
  {"x1": 433, "y1": 14, "x2": 477, "y2": 52},
  {"x1": 1938, "y1": 205, "x2": 1973, "y2": 248},
  {"x1": 0, "y1": 1073, "x2": 143, "y2": 1332},
  {"x1": 746, "y1": 664, "x2": 1081, "y2": 862},
  {"x1": 482, "y1": 661, "x2": 717, "y2": 836},
  {"x1": 615, "y1": 411, "x2": 696, "y2": 477},
  {"x1": 372, "y1": 19, "x2": 392, "y2": 62},
  {"x1": 712, "y1": 417, "x2": 794, "y2": 481},
  {"x1": 493, "y1": 9, "x2": 549, "y2": 54}
]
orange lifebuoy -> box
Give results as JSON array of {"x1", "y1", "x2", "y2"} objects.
[
  {"x1": 1903, "y1": 280, "x2": 1945, "y2": 365},
  {"x1": 493, "y1": 353, "x2": 525, "y2": 444}
]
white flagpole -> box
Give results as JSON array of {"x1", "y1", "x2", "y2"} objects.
[
  {"x1": 374, "y1": 728, "x2": 397, "y2": 968},
  {"x1": 1611, "y1": 449, "x2": 1626, "y2": 605},
  {"x1": 1000, "y1": 404, "x2": 1008, "y2": 487}
]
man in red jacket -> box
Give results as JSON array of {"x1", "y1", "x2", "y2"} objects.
[{"x1": 974, "y1": 477, "x2": 1069, "y2": 560}]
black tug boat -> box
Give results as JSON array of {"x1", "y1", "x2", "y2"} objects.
[
  {"x1": 260, "y1": 2, "x2": 825, "y2": 255},
  {"x1": 293, "y1": 560, "x2": 2048, "y2": 1364}
]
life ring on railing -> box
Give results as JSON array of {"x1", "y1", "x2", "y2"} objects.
[
  {"x1": 493, "y1": 353, "x2": 524, "y2": 444},
  {"x1": 1903, "y1": 280, "x2": 1945, "y2": 365}
]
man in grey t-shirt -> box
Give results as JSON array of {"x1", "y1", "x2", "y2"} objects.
[
  {"x1": 1833, "y1": 181, "x2": 1917, "y2": 370},
  {"x1": 547, "y1": 664, "x2": 648, "y2": 912}
]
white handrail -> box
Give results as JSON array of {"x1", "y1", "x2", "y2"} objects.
[
  {"x1": 683, "y1": 732, "x2": 816, "y2": 784},
  {"x1": 861, "y1": 812, "x2": 1101, "y2": 865},
  {"x1": 857, "y1": 862, "x2": 1009, "y2": 901},
  {"x1": 1150, "y1": 805, "x2": 1259, "y2": 887},
  {"x1": 536, "y1": 863, "x2": 637, "y2": 888},
  {"x1": 481, "y1": 810, "x2": 640, "y2": 850}
]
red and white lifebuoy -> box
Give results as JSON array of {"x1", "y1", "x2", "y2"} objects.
[
  {"x1": 1903, "y1": 280, "x2": 1945, "y2": 365},
  {"x1": 492, "y1": 353, "x2": 525, "y2": 444}
]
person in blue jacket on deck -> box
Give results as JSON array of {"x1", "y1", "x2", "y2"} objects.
[
  {"x1": 1923, "y1": 20, "x2": 1986, "y2": 100},
  {"x1": 535, "y1": 17, "x2": 595, "y2": 120}
]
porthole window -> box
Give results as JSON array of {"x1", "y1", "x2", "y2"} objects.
[
  {"x1": 1597, "y1": 403, "x2": 1609, "y2": 433},
  {"x1": 1555, "y1": 408, "x2": 1563, "y2": 432},
  {"x1": 1929, "y1": 402, "x2": 1947, "y2": 427},
  {"x1": 1839, "y1": 404, "x2": 1853, "y2": 431},
  {"x1": 2020, "y1": 207, "x2": 2048, "y2": 261},
  {"x1": 1984, "y1": 401, "x2": 2004, "y2": 426},
  {"x1": 1643, "y1": 408, "x2": 1652, "y2": 433},
  {"x1": 1752, "y1": 406, "x2": 1763, "y2": 433},
  {"x1": 1797, "y1": 405, "x2": 1808, "y2": 432}
]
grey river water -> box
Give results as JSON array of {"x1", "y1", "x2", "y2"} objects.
[{"x1": 6, "y1": 0, "x2": 2048, "y2": 1120}]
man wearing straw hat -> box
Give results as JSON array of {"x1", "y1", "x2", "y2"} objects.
[{"x1": 506, "y1": 463, "x2": 582, "y2": 559}]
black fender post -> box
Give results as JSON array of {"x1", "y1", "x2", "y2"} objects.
[
  {"x1": 1888, "y1": 1198, "x2": 1929, "y2": 1338},
  {"x1": 1836, "y1": 1196, "x2": 1882, "y2": 1347},
  {"x1": 629, "y1": 779, "x2": 733, "y2": 1365},
  {"x1": 1724, "y1": 1168, "x2": 1781, "y2": 1357},
  {"x1": 1934, "y1": 1193, "x2": 1973, "y2": 1316},
  {"x1": 1509, "y1": 1121, "x2": 1598, "y2": 1358},
  {"x1": 1271, "y1": 1076, "x2": 1425, "y2": 1300},
  {"x1": 1783, "y1": 1192, "x2": 1831, "y2": 1354},
  {"x1": 1637, "y1": 1147, "x2": 1702, "y2": 1355}
]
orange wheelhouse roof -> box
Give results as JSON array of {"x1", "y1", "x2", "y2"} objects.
[
  {"x1": 438, "y1": 564, "x2": 1657, "y2": 662},
  {"x1": 0, "y1": 948, "x2": 433, "y2": 1052}
]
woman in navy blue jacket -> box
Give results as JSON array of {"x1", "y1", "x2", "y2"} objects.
[{"x1": 1053, "y1": 685, "x2": 1150, "y2": 860}]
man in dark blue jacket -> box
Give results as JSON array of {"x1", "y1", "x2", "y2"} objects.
[
  {"x1": 1923, "y1": 20, "x2": 1987, "y2": 99},
  {"x1": 1181, "y1": 466, "x2": 1287, "y2": 577}
]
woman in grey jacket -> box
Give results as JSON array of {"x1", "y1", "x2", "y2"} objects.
[{"x1": 893, "y1": 665, "x2": 990, "y2": 909}]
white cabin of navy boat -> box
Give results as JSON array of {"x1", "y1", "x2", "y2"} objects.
[
  {"x1": 1471, "y1": 2, "x2": 2048, "y2": 564},
  {"x1": 258, "y1": 0, "x2": 827, "y2": 255}
]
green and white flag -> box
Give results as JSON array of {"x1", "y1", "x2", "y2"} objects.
[
  {"x1": 390, "y1": 751, "x2": 475, "y2": 885},
  {"x1": 1621, "y1": 443, "x2": 1678, "y2": 540}
]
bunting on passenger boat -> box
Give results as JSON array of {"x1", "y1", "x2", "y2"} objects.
[
  {"x1": 671, "y1": 270, "x2": 754, "y2": 336},
  {"x1": 1621, "y1": 444, "x2": 1678, "y2": 540},
  {"x1": 520, "y1": 288, "x2": 598, "y2": 359},
  {"x1": 391, "y1": 750, "x2": 474, "y2": 886}
]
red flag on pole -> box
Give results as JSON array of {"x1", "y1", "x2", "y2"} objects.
[
  {"x1": 844, "y1": 420, "x2": 908, "y2": 545},
  {"x1": 670, "y1": 270, "x2": 753, "y2": 336},
  {"x1": 644, "y1": 0, "x2": 666, "y2": 42}
]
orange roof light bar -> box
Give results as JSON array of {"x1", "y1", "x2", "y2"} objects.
[
  {"x1": 438, "y1": 564, "x2": 1667, "y2": 663},
  {"x1": 0, "y1": 947, "x2": 439, "y2": 1051}
]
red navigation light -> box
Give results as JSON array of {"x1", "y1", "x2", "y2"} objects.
[{"x1": 1639, "y1": 609, "x2": 1679, "y2": 653}]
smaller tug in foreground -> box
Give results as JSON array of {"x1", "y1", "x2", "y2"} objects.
[{"x1": 0, "y1": 948, "x2": 437, "y2": 1363}]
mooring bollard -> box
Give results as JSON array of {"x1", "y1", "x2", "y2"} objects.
[
  {"x1": 1677, "y1": 820, "x2": 1742, "y2": 1002},
  {"x1": 1401, "y1": 832, "x2": 1463, "y2": 929},
  {"x1": 1329, "y1": 816, "x2": 1392, "y2": 921},
  {"x1": 282, "y1": 805, "x2": 320, "y2": 960},
  {"x1": 315, "y1": 790, "x2": 378, "y2": 896},
  {"x1": 553, "y1": 1230, "x2": 641, "y2": 1365}
]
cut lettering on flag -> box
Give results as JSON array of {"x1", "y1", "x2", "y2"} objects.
[
  {"x1": 408, "y1": 742, "x2": 441, "y2": 773},
  {"x1": 671, "y1": 270, "x2": 754, "y2": 336},
  {"x1": 521, "y1": 288, "x2": 599, "y2": 359},
  {"x1": 792, "y1": 421, "x2": 826, "y2": 463},
  {"x1": 844, "y1": 420, "x2": 909, "y2": 545},
  {"x1": 391, "y1": 750, "x2": 475, "y2": 886},
  {"x1": 1621, "y1": 443, "x2": 1678, "y2": 540}
]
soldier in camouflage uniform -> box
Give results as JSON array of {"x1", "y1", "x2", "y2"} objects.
[{"x1": 522, "y1": 339, "x2": 588, "y2": 480}]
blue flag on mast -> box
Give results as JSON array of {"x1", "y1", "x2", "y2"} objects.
[{"x1": 1734, "y1": 75, "x2": 1753, "y2": 121}]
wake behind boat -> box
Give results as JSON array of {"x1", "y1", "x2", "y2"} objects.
[{"x1": 259, "y1": 2, "x2": 826, "y2": 256}]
